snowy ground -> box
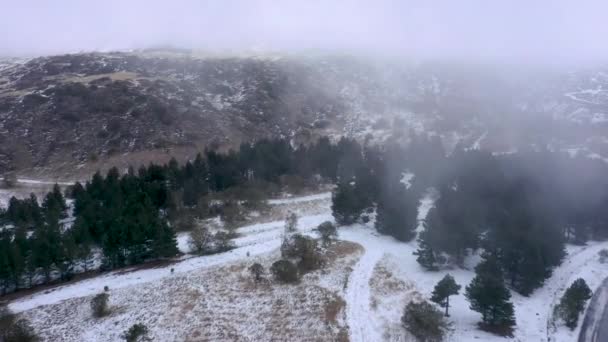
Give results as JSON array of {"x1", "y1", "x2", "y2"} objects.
[
  {"x1": 7, "y1": 189, "x2": 608, "y2": 341},
  {"x1": 20, "y1": 241, "x2": 362, "y2": 341}
]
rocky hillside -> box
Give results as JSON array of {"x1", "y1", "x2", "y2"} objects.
[{"x1": 1, "y1": 51, "x2": 607, "y2": 178}]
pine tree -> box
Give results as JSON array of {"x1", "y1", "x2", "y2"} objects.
[
  {"x1": 331, "y1": 181, "x2": 365, "y2": 225},
  {"x1": 486, "y1": 185, "x2": 565, "y2": 296},
  {"x1": 375, "y1": 184, "x2": 418, "y2": 242},
  {"x1": 465, "y1": 252, "x2": 515, "y2": 335},
  {"x1": 556, "y1": 278, "x2": 592, "y2": 330},
  {"x1": 42, "y1": 184, "x2": 68, "y2": 220},
  {"x1": 431, "y1": 274, "x2": 461, "y2": 316},
  {"x1": 414, "y1": 227, "x2": 438, "y2": 271}
]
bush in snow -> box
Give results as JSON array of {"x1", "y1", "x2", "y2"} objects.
[
  {"x1": 122, "y1": 323, "x2": 150, "y2": 342},
  {"x1": 555, "y1": 278, "x2": 592, "y2": 330},
  {"x1": 188, "y1": 225, "x2": 213, "y2": 255},
  {"x1": 213, "y1": 231, "x2": 235, "y2": 252},
  {"x1": 0, "y1": 306, "x2": 39, "y2": 342},
  {"x1": 430, "y1": 274, "x2": 461, "y2": 317},
  {"x1": 285, "y1": 211, "x2": 298, "y2": 233},
  {"x1": 401, "y1": 300, "x2": 450, "y2": 342},
  {"x1": 280, "y1": 234, "x2": 324, "y2": 272},
  {"x1": 90, "y1": 292, "x2": 110, "y2": 318},
  {"x1": 317, "y1": 221, "x2": 337, "y2": 246},
  {"x1": 270, "y1": 259, "x2": 299, "y2": 283},
  {"x1": 249, "y1": 263, "x2": 265, "y2": 282}
]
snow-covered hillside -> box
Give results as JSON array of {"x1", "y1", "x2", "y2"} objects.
[{"x1": 7, "y1": 190, "x2": 608, "y2": 341}]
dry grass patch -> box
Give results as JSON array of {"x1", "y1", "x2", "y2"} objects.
[
  {"x1": 20, "y1": 239, "x2": 362, "y2": 341},
  {"x1": 324, "y1": 296, "x2": 346, "y2": 323}
]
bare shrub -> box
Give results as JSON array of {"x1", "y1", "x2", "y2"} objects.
[
  {"x1": 402, "y1": 300, "x2": 450, "y2": 342},
  {"x1": 0, "y1": 306, "x2": 39, "y2": 342},
  {"x1": 91, "y1": 292, "x2": 110, "y2": 318},
  {"x1": 189, "y1": 225, "x2": 213, "y2": 255},
  {"x1": 285, "y1": 211, "x2": 298, "y2": 233},
  {"x1": 270, "y1": 259, "x2": 299, "y2": 283},
  {"x1": 213, "y1": 231, "x2": 235, "y2": 252},
  {"x1": 122, "y1": 323, "x2": 150, "y2": 342},
  {"x1": 317, "y1": 221, "x2": 338, "y2": 246},
  {"x1": 249, "y1": 263, "x2": 265, "y2": 282}
]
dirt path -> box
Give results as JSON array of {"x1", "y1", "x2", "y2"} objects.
[{"x1": 344, "y1": 245, "x2": 383, "y2": 342}]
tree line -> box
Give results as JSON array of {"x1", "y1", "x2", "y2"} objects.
[
  {"x1": 329, "y1": 137, "x2": 608, "y2": 333},
  {"x1": 0, "y1": 137, "x2": 364, "y2": 295}
]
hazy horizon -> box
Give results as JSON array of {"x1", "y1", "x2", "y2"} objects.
[{"x1": 1, "y1": 0, "x2": 608, "y2": 66}]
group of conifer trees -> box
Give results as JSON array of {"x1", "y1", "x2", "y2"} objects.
[
  {"x1": 0, "y1": 137, "x2": 362, "y2": 294},
  {"x1": 330, "y1": 138, "x2": 608, "y2": 333}
]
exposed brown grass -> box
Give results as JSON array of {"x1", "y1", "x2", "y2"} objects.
[
  {"x1": 369, "y1": 264, "x2": 411, "y2": 294},
  {"x1": 324, "y1": 296, "x2": 346, "y2": 324}
]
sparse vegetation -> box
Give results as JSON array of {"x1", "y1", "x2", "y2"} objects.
[
  {"x1": 0, "y1": 306, "x2": 39, "y2": 342},
  {"x1": 213, "y1": 231, "x2": 235, "y2": 252},
  {"x1": 285, "y1": 211, "x2": 298, "y2": 233},
  {"x1": 91, "y1": 292, "x2": 110, "y2": 318},
  {"x1": 122, "y1": 323, "x2": 150, "y2": 342},
  {"x1": 401, "y1": 300, "x2": 450, "y2": 342},
  {"x1": 317, "y1": 221, "x2": 337, "y2": 246},
  {"x1": 249, "y1": 263, "x2": 265, "y2": 282},
  {"x1": 189, "y1": 225, "x2": 213, "y2": 255},
  {"x1": 270, "y1": 259, "x2": 299, "y2": 283}
]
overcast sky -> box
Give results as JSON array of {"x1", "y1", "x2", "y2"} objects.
[{"x1": 1, "y1": 0, "x2": 607, "y2": 65}]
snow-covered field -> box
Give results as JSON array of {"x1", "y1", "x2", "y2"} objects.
[
  {"x1": 20, "y1": 241, "x2": 362, "y2": 341},
  {"x1": 7, "y1": 189, "x2": 608, "y2": 341}
]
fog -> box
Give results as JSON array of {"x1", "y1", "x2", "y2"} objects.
[{"x1": 1, "y1": 0, "x2": 608, "y2": 65}]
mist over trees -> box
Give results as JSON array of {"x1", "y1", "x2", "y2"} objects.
[
  {"x1": 329, "y1": 136, "x2": 608, "y2": 300},
  {"x1": 2, "y1": 131, "x2": 608, "y2": 301}
]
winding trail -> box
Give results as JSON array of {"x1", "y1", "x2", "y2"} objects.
[{"x1": 344, "y1": 244, "x2": 383, "y2": 342}]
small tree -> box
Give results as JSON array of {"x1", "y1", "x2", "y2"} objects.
[
  {"x1": 317, "y1": 221, "x2": 337, "y2": 246},
  {"x1": 402, "y1": 300, "x2": 450, "y2": 342},
  {"x1": 0, "y1": 306, "x2": 39, "y2": 342},
  {"x1": 331, "y1": 182, "x2": 365, "y2": 225},
  {"x1": 188, "y1": 225, "x2": 213, "y2": 255},
  {"x1": 249, "y1": 263, "x2": 265, "y2": 282},
  {"x1": 213, "y1": 231, "x2": 235, "y2": 252},
  {"x1": 414, "y1": 232, "x2": 438, "y2": 271},
  {"x1": 270, "y1": 259, "x2": 299, "y2": 283},
  {"x1": 431, "y1": 274, "x2": 461, "y2": 316},
  {"x1": 122, "y1": 323, "x2": 150, "y2": 342},
  {"x1": 90, "y1": 292, "x2": 110, "y2": 318},
  {"x1": 285, "y1": 211, "x2": 298, "y2": 233},
  {"x1": 465, "y1": 253, "x2": 515, "y2": 335},
  {"x1": 555, "y1": 278, "x2": 592, "y2": 330}
]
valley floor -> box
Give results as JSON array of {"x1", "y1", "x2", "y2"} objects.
[{"x1": 6, "y1": 190, "x2": 608, "y2": 341}]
